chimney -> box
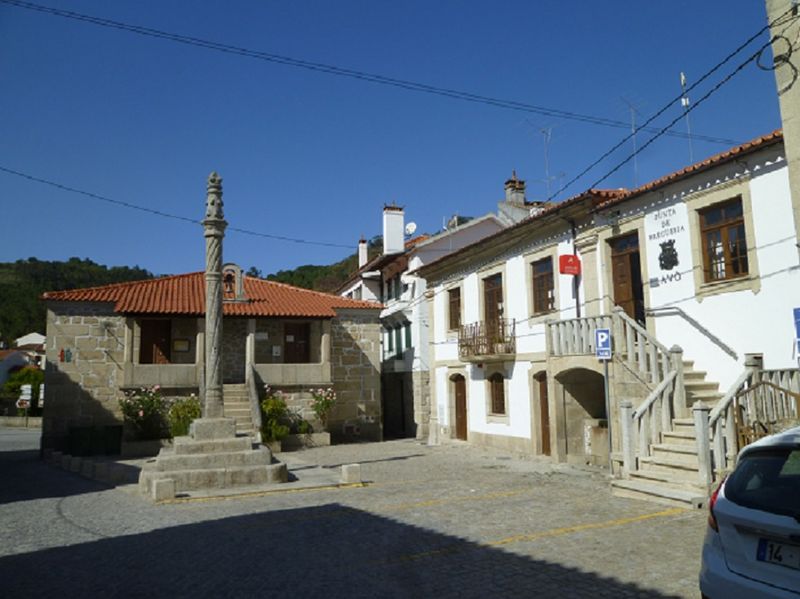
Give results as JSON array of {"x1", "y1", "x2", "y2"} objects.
[
  {"x1": 382, "y1": 203, "x2": 405, "y2": 255},
  {"x1": 358, "y1": 237, "x2": 368, "y2": 268},
  {"x1": 504, "y1": 171, "x2": 526, "y2": 205}
]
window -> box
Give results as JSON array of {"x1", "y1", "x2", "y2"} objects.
[
  {"x1": 394, "y1": 274, "x2": 402, "y2": 300},
  {"x1": 394, "y1": 326, "x2": 402, "y2": 356},
  {"x1": 699, "y1": 197, "x2": 748, "y2": 282},
  {"x1": 385, "y1": 278, "x2": 393, "y2": 302},
  {"x1": 404, "y1": 322, "x2": 412, "y2": 349},
  {"x1": 531, "y1": 257, "x2": 555, "y2": 314},
  {"x1": 448, "y1": 288, "x2": 461, "y2": 330},
  {"x1": 387, "y1": 327, "x2": 394, "y2": 352},
  {"x1": 353, "y1": 286, "x2": 362, "y2": 300},
  {"x1": 489, "y1": 372, "x2": 505, "y2": 415}
]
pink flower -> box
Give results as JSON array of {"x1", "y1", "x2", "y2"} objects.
[{"x1": 138, "y1": 410, "x2": 144, "y2": 417}]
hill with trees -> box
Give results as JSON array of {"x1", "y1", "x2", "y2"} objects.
[
  {"x1": 1, "y1": 240, "x2": 380, "y2": 347},
  {"x1": 0, "y1": 258, "x2": 153, "y2": 346},
  {"x1": 258, "y1": 236, "x2": 382, "y2": 293}
]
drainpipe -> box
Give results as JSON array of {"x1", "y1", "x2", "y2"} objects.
[{"x1": 569, "y1": 219, "x2": 581, "y2": 318}]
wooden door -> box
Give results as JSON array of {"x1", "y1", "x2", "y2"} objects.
[
  {"x1": 483, "y1": 273, "x2": 504, "y2": 341},
  {"x1": 140, "y1": 319, "x2": 171, "y2": 364},
  {"x1": 454, "y1": 375, "x2": 467, "y2": 440},
  {"x1": 610, "y1": 233, "x2": 645, "y2": 323},
  {"x1": 535, "y1": 372, "x2": 550, "y2": 456},
  {"x1": 284, "y1": 322, "x2": 310, "y2": 363}
]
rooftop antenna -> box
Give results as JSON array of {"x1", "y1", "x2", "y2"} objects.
[
  {"x1": 541, "y1": 126, "x2": 554, "y2": 199},
  {"x1": 680, "y1": 72, "x2": 694, "y2": 164},
  {"x1": 620, "y1": 96, "x2": 641, "y2": 187}
]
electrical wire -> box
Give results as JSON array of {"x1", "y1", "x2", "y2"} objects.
[
  {"x1": 0, "y1": 165, "x2": 353, "y2": 249},
  {"x1": 1, "y1": 0, "x2": 740, "y2": 147},
  {"x1": 546, "y1": 3, "x2": 799, "y2": 201}
]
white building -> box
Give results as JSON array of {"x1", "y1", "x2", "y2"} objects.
[
  {"x1": 419, "y1": 130, "x2": 800, "y2": 504},
  {"x1": 338, "y1": 177, "x2": 539, "y2": 438}
]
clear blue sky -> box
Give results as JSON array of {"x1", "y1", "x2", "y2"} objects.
[{"x1": 0, "y1": 0, "x2": 783, "y2": 277}]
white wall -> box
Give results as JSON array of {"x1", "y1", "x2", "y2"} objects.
[{"x1": 643, "y1": 160, "x2": 799, "y2": 387}]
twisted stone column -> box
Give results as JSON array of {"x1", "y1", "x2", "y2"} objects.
[{"x1": 203, "y1": 172, "x2": 227, "y2": 418}]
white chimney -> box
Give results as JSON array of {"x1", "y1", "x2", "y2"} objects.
[
  {"x1": 358, "y1": 237, "x2": 368, "y2": 268},
  {"x1": 382, "y1": 204, "x2": 404, "y2": 255},
  {"x1": 504, "y1": 171, "x2": 526, "y2": 205}
]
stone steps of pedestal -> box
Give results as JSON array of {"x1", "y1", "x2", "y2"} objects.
[
  {"x1": 173, "y1": 435, "x2": 256, "y2": 455},
  {"x1": 140, "y1": 462, "x2": 288, "y2": 494},
  {"x1": 154, "y1": 447, "x2": 272, "y2": 471}
]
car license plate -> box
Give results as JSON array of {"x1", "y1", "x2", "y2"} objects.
[{"x1": 757, "y1": 538, "x2": 800, "y2": 571}]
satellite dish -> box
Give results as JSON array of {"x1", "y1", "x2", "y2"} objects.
[{"x1": 405, "y1": 222, "x2": 417, "y2": 236}]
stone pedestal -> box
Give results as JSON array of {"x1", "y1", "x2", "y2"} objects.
[{"x1": 138, "y1": 421, "x2": 287, "y2": 500}]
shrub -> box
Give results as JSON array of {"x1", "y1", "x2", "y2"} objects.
[
  {"x1": 311, "y1": 388, "x2": 336, "y2": 429},
  {"x1": 4, "y1": 366, "x2": 44, "y2": 415},
  {"x1": 261, "y1": 395, "x2": 291, "y2": 443},
  {"x1": 168, "y1": 394, "x2": 201, "y2": 437},
  {"x1": 119, "y1": 385, "x2": 168, "y2": 440},
  {"x1": 260, "y1": 386, "x2": 314, "y2": 442}
]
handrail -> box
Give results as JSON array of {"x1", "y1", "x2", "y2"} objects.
[
  {"x1": 646, "y1": 306, "x2": 738, "y2": 361},
  {"x1": 709, "y1": 367, "x2": 756, "y2": 427},
  {"x1": 633, "y1": 371, "x2": 677, "y2": 419},
  {"x1": 247, "y1": 363, "x2": 263, "y2": 443},
  {"x1": 613, "y1": 307, "x2": 670, "y2": 355},
  {"x1": 734, "y1": 380, "x2": 800, "y2": 402}
]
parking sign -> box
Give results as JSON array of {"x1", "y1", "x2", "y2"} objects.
[{"x1": 595, "y1": 328, "x2": 612, "y2": 360}]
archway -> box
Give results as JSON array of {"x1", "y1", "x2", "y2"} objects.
[{"x1": 554, "y1": 368, "x2": 607, "y2": 465}]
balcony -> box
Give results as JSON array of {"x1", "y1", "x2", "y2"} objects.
[{"x1": 458, "y1": 319, "x2": 516, "y2": 362}]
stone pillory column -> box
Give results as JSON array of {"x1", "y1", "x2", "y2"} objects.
[{"x1": 203, "y1": 172, "x2": 227, "y2": 418}]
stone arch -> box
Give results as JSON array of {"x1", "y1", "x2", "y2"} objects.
[{"x1": 553, "y1": 367, "x2": 609, "y2": 465}]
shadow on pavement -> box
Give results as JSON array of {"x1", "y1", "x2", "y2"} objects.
[
  {"x1": 0, "y1": 447, "x2": 113, "y2": 505},
  {"x1": 1, "y1": 503, "x2": 682, "y2": 598}
]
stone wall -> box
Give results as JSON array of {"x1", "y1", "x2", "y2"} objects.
[
  {"x1": 170, "y1": 318, "x2": 198, "y2": 365},
  {"x1": 42, "y1": 301, "x2": 126, "y2": 451},
  {"x1": 222, "y1": 317, "x2": 247, "y2": 383},
  {"x1": 329, "y1": 309, "x2": 382, "y2": 442},
  {"x1": 412, "y1": 370, "x2": 430, "y2": 440},
  {"x1": 254, "y1": 319, "x2": 323, "y2": 364}
]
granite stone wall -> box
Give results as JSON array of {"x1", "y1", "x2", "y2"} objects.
[
  {"x1": 42, "y1": 301, "x2": 126, "y2": 451},
  {"x1": 329, "y1": 309, "x2": 382, "y2": 442}
]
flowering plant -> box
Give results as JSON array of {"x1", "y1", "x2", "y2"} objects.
[
  {"x1": 311, "y1": 388, "x2": 337, "y2": 429},
  {"x1": 119, "y1": 385, "x2": 168, "y2": 440}
]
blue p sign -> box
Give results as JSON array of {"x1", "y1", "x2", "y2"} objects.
[{"x1": 595, "y1": 328, "x2": 612, "y2": 360}]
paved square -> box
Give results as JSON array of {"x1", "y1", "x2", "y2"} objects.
[{"x1": 0, "y1": 427, "x2": 706, "y2": 597}]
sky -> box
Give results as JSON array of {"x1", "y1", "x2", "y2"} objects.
[{"x1": 0, "y1": 0, "x2": 785, "y2": 278}]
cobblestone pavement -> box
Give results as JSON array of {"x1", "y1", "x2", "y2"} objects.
[{"x1": 0, "y1": 427, "x2": 706, "y2": 598}]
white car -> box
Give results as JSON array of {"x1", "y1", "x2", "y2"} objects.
[{"x1": 700, "y1": 426, "x2": 800, "y2": 597}]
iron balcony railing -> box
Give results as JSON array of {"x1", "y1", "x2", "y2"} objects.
[{"x1": 458, "y1": 319, "x2": 516, "y2": 360}]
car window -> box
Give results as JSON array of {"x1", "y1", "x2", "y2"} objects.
[{"x1": 725, "y1": 448, "x2": 800, "y2": 519}]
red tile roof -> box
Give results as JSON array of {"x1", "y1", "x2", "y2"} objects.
[
  {"x1": 41, "y1": 273, "x2": 382, "y2": 318},
  {"x1": 596, "y1": 129, "x2": 783, "y2": 210}
]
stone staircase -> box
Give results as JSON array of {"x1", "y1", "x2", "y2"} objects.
[
  {"x1": 223, "y1": 383, "x2": 256, "y2": 437},
  {"x1": 611, "y1": 360, "x2": 722, "y2": 508}
]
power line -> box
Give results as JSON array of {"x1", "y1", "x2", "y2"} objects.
[
  {"x1": 583, "y1": 35, "x2": 782, "y2": 193},
  {"x1": 0, "y1": 165, "x2": 353, "y2": 249},
  {"x1": 545, "y1": 4, "x2": 797, "y2": 201},
  {"x1": 1, "y1": 0, "x2": 740, "y2": 147}
]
